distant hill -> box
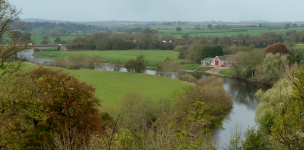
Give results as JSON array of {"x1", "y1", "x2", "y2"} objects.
[
  {"x1": 21, "y1": 18, "x2": 71, "y2": 23},
  {"x1": 239, "y1": 20, "x2": 269, "y2": 23}
]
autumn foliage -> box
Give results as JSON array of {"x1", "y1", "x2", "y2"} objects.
[
  {"x1": 174, "y1": 76, "x2": 232, "y2": 128},
  {"x1": 262, "y1": 43, "x2": 289, "y2": 55},
  {"x1": 0, "y1": 68, "x2": 103, "y2": 149}
]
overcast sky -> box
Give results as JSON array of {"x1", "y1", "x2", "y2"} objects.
[{"x1": 8, "y1": 0, "x2": 304, "y2": 22}]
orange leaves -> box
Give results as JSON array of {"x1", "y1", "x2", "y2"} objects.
[
  {"x1": 4, "y1": 67, "x2": 104, "y2": 148},
  {"x1": 263, "y1": 43, "x2": 289, "y2": 55}
]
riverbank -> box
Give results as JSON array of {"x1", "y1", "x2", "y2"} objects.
[{"x1": 205, "y1": 66, "x2": 230, "y2": 77}]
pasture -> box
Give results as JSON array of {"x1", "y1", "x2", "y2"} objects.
[
  {"x1": 35, "y1": 50, "x2": 184, "y2": 66},
  {"x1": 42, "y1": 47, "x2": 59, "y2": 51},
  {"x1": 157, "y1": 26, "x2": 304, "y2": 38},
  {"x1": 31, "y1": 35, "x2": 80, "y2": 44},
  {"x1": 183, "y1": 64, "x2": 201, "y2": 70},
  {"x1": 17, "y1": 63, "x2": 191, "y2": 112}
]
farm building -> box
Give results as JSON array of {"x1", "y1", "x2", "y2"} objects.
[
  {"x1": 211, "y1": 56, "x2": 226, "y2": 66},
  {"x1": 201, "y1": 57, "x2": 213, "y2": 66}
]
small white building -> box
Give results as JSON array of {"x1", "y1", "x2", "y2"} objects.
[{"x1": 200, "y1": 57, "x2": 213, "y2": 66}]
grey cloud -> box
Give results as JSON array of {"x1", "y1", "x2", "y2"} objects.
[{"x1": 9, "y1": 0, "x2": 304, "y2": 22}]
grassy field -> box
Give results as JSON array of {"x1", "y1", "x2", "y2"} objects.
[
  {"x1": 196, "y1": 67, "x2": 214, "y2": 72},
  {"x1": 219, "y1": 69, "x2": 231, "y2": 77},
  {"x1": 183, "y1": 64, "x2": 200, "y2": 70},
  {"x1": 42, "y1": 47, "x2": 59, "y2": 51},
  {"x1": 67, "y1": 70, "x2": 190, "y2": 111},
  {"x1": 35, "y1": 50, "x2": 183, "y2": 66},
  {"x1": 31, "y1": 35, "x2": 80, "y2": 44},
  {"x1": 294, "y1": 44, "x2": 304, "y2": 50},
  {"x1": 10, "y1": 63, "x2": 191, "y2": 112},
  {"x1": 158, "y1": 26, "x2": 304, "y2": 38}
]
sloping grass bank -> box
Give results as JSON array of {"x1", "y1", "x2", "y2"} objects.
[
  {"x1": 18, "y1": 63, "x2": 191, "y2": 112},
  {"x1": 219, "y1": 68, "x2": 231, "y2": 77}
]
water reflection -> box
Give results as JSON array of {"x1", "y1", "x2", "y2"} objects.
[
  {"x1": 20, "y1": 49, "x2": 52, "y2": 63},
  {"x1": 21, "y1": 49, "x2": 177, "y2": 79},
  {"x1": 223, "y1": 78, "x2": 259, "y2": 110},
  {"x1": 188, "y1": 72, "x2": 269, "y2": 147}
]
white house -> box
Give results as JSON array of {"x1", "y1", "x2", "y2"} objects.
[{"x1": 200, "y1": 57, "x2": 213, "y2": 66}]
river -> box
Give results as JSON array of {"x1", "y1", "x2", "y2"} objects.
[{"x1": 23, "y1": 49, "x2": 269, "y2": 148}]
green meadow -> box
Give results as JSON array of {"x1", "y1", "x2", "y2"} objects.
[
  {"x1": 1, "y1": 35, "x2": 81, "y2": 44},
  {"x1": 219, "y1": 68, "x2": 231, "y2": 77},
  {"x1": 35, "y1": 50, "x2": 183, "y2": 66},
  {"x1": 294, "y1": 44, "x2": 304, "y2": 50},
  {"x1": 67, "y1": 70, "x2": 190, "y2": 111},
  {"x1": 42, "y1": 47, "x2": 59, "y2": 51},
  {"x1": 196, "y1": 67, "x2": 214, "y2": 72},
  {"x1": 15, "y1": 63, "x2": 191, "y2": 112},
  {"x1": 31, "y1": 35, "x2": 80, "y2": 44},
  {"x1": 183, "y1": 64, "x2": 201, "y2": 70},
  {"x1": 158, "y1": 26, "x2": 304, "y2": 38}
]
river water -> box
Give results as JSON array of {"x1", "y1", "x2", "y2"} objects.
[{"x1": 23, "y1": 49, "x2": 269, "y2": 148}]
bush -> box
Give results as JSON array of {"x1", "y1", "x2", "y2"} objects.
[
  {"x1": 53, "y1": 57, "x2": 68, "y2": 68},
  {"x1": 40, "y1": 39, "x2": 49, "y2": 44},
  {"x1": 83, "y1": 54, "x2": 105, "y2": 69},
  {"x1": 109, "y1": 60, "x2": 122, "y2": 71},
  {"x1": 174, "y1": 76, "x2": 232, "y2": 128},
  {"x1": 262, "y1": 53, "x2": 288, "y2": 83},
  {"x1": 0, "y1": 68, "x2": 103, "y2": 149},
  {"x1": 124, "y1": 55, "x2": 148, "y2": 73},
  {"x1": 66, "y1": 53, "x2": 85, "y2": 69},
  {"x1": 242, "y1": 127, "x2": 270, "y2": 150}
]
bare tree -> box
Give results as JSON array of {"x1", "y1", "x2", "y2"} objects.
[{"x1": 0, "y1": 0, "x2": 31, "y2": 78}]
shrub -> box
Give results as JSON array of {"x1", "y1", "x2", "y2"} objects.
[
  {"x1": 262, "y1": 43, "x2": 289, "y2": 55},
  {"x1": 66, "y1": 53, "x2": 85, "y2": 69},
  {"x1": 53, "y1": 57, "x2": 68, "y2": 68},
  {"x1": 83, "y1": 54, "x2": 105, "y2": 69},
  {"x1": 40, "y1": 39, "x2": 49, "y2": 44},
  {"x1": 174, "y1": 76, "x2": 232, "y2": 128},
  {"x1": 109, "y1": 60, "x2": 122, "y2": 71},
  {"x1": 124, "y1": 55, "x2": 148, "y2": 73},
  {"x1": 0, "y1": 68, "x2": 103, "y2": 149}
]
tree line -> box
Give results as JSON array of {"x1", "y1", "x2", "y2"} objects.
[
  {"x1": 61, "y1": 27, "x2": 304, "y2": 55},
  {"x1": 24, "y1": 21, "x2": 108, "y2": 33}
]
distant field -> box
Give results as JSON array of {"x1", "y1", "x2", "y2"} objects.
[
  {"x1": 31, "y1": 35, "x2": 81, "y2": 44},
  {"x1": 150, "y1": 24, "x2": 195, "y2": 30},
  {"x1": 157, "y1": 26, "x2": 304, "y2": 38},
  {"x1": 42, "y1": 47, "x2": 59, "y2": 51},
  {"x1": 17, "y1": 63, "x2": 191, "y2": 112},
  {"x1": 294, "y1": 44, "x2": 304, "y2": 50},
  {"x1": 35, "y1": 50, "x2": 183, "y2": 66}
]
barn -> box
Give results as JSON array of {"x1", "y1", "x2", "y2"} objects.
[{"x1": 211, "y1": 56, "x2": 226, "y2": 66}]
